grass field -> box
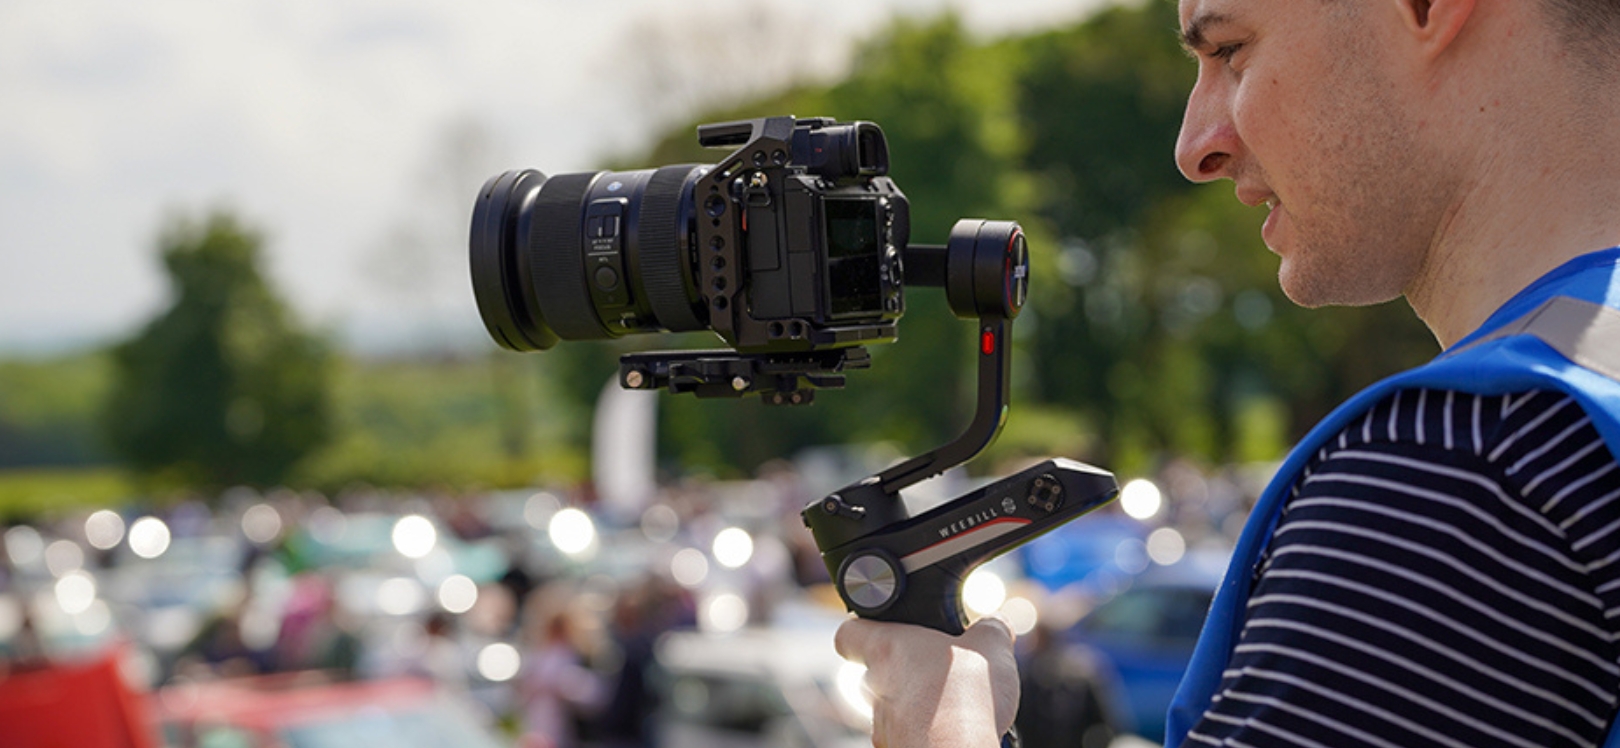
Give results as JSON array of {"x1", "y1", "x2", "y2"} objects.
[{"x1": 0, "y1": 466, "x2": 134, "y2": 520}]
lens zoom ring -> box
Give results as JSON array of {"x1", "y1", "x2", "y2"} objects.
[
  {"x1": 532, "y1": 172, "x2": 608, "y2": 340},
  {"x1": 640, "y1": 166, "x2": 705, "y2": 332}
]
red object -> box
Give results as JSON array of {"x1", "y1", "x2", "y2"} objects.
[
  {"x1": 0, "y1": 646, "x2": 157, "y2": 748},
  {"x1": 980, "y1": 329, "x2": 997, "y2": 355},
  {"x1": 151, "y1": 673, "x2": 441, "y2": 742}
]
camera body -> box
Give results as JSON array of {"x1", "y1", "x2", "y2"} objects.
[
  {"x1": 691, "y1": 116, "x2": 909, "y2": 353},
  {"x1": 470, "y1": 115, "x2": 909, "y2": 357}
]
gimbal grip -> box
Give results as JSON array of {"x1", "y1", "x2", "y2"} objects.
[{"x1": 813, "y1": 459, "x2": 1118, "y2": 635}]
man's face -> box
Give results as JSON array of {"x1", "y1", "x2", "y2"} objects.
[{"x1": 1174, "y1": 0, "x2": 1450, "y2": 307}]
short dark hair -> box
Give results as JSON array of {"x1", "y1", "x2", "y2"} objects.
[{"x1": 1542, "y1": 0, "x2": 1620, "y2": 72}]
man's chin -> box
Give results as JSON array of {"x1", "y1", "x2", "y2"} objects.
[{"x1": 1278, "y1": 263, "x2": 1403, "y2": 309}]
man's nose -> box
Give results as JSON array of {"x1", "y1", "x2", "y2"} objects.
[{"x1": 1175, "y1": 79, "x2": 1238, "y2": 183}]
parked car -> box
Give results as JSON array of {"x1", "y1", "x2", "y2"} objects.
[
  {"x1": 653, "y1": 608, "x2": 871, "y2": 748},
  {"x1": 1053, "y1": 554, "x2": 1225, "y2": 745},
  {"x1": 152, "y1": 673, "x2": 508, "y2": 748}
]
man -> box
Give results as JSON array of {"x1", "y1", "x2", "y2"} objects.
[{"x1": 835, "y1": 0, "x2": 1620, "y2": 746}]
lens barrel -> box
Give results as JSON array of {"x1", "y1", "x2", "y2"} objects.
[{"x1": 469, "y1": 166, "x2": 709, "y2": 353}]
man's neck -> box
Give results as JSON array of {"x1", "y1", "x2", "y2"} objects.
[{"x1": 1404, "y1": 84, "x2": 1620, "y2": 349}]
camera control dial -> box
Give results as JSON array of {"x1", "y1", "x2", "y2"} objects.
[{"x1": 839, "y1": 550, "x2": 903, "y2": 614}]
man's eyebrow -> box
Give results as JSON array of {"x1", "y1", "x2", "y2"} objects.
[{"x1": 1179, "y1": 12, "x2": 1233, "y2": 54}]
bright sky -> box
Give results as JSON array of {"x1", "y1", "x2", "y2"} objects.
[{"x1": 0, "y1": 0, "x2": 1116, "y2": 355}]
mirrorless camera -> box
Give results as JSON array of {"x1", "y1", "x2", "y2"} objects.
[{"x1": 471, "y1": 115, "x2": 1026, "y2": 403}]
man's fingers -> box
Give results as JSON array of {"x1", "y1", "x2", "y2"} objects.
[
  {"x1": 839, "y1": 616, "x2": 1011, "y2": 665},
  {"x1": 963, "y1": 614, "x2": 1015, "y2": 650},
  {"x1": 834, "y1": 616, "x2": 884, "y2": 664}
]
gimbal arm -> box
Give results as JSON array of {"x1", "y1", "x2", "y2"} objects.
[{"x1": 802, "y1": 221, "x2": 1118, "y2": 636}]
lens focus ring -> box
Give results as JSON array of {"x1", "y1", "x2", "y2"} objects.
[
  {"x1": 532, "y1": 172, "x2": 609, "y2": 340},
  {"x1": 640, "y1": 165, "x2": 705, "y2": 333}
]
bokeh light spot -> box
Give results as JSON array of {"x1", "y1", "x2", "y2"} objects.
[
  {"x1": 1120, "y1": 479, "x2": 1163, "y2": 520},
  {"x1": 84, "y1": 510, "x2": 126, "y2": 551},
  {"x1": 129, "y1": 517, "x2": 172, "y2": 559},
  {"x1": 392, "y1": 515, "x2": 437, "y2": 559},
  {"x1": 712, "y1": 527, "x2": 753, "y2": 569},
  {"x1": 437, "y1": 574, "x2": 479, "y2": 614},
  {"x1": 477, "y1": 643, "x2": 521, "y2": 682}
]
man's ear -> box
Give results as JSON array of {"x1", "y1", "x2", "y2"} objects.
[{"x1": 1396, "y1": 0, "x2": 1475, "y2": 57}]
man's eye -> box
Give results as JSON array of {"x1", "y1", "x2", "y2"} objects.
[{"x1": 1211, "y1": 43, "x2": 1243, "y2": 61}]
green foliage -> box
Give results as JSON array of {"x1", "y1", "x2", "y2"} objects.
[
  {"x1": 101, "y1": 211, "x2": 333, "y2": 490},
  {"x1": 292, "y1": 353, "x2": 586, "y2": 490},
  {"x1": 0, "y1": 353, "x2": 112, "y2": 467},
  {"x1": 626, "y1": 1, "x2": 1437, "y2": 476},
  {"x1": 0, "y1": 467, "x2": 131, "y2": 520},
  {"x1": 1016, "y1": 0, "x2": 1195, "y2": 240}
]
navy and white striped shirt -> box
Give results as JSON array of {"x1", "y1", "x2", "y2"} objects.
[{"x1": 1187, "y1": 388, "x2": 1620, "y2": 748}]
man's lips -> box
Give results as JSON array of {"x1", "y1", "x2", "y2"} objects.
[
  {"x1": 1236, "y1": 186, "x2": 1276, "y2": 209},
  {"x1": 1260, "y1": 197, "x2": 1282, "y2": 247}
]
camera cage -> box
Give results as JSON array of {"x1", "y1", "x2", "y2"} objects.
[{"x1": 689, "y1": 115, "x2": 906, "y2": 355}]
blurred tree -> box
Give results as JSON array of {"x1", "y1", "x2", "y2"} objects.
[
  {"x1": 101, "y1": 211, "x2": 332, "y2": 490},
  {"x1": 534, "y1": 2, "x2": 1438, "y2": 480}
]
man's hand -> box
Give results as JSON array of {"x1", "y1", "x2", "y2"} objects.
[{"x1": 834, "y1": 616, "x2": 1019, "y2": 748}]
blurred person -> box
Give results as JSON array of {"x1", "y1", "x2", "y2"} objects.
[
  {"x1": 275, "y1": 575, "x2": 361, "y2": 678},
  {"x1": 409, "y1": 612, "x2": 471, "y2": 695},
  {"x1": 442, "y1": 492, "x2": 495, "y2": 541},
  {"x1": 0, "y1": 609, "x2": 48, "y2": 677},
  {"x1": 497, "y1": 538, "x2": 540, "y2": 629},
  {"x1": 1014, "y1": 622, "x2": 1112, "y2": 748},
  {"x1": 176, "y1": 598, "x2": 269, "y2": 679},
  {"x1": 270, "y1": 573, "x2": 332, "y2": 672},
  {"x1": 835, "y1": 1, "x2": 1620, "y2": 747},
  {"x1": 593, "y1": 575, "x2": 689, "y2": 748},
  {"x1": 517, "y1": 587, "x2": 607, "y2": 748}
]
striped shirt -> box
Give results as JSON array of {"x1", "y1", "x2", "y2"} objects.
[{"x1": 1186, "y1": 388, "x2": 1620, "y2": 748}]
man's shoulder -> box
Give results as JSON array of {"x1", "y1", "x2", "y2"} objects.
[
  {"x1": 1315, "y1": 387, "x2": 1606, "y2": 465},
  {"x1": 1299, "y1": 386, "x2": 1620, "y2": 550}
]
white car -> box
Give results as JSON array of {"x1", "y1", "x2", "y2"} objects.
[{"x1": 653, "y1": 609, "x2": 871, "y2": 748}]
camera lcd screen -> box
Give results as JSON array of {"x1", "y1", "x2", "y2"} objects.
[{"x1": 823, "y1": 198, "x2": 883, "y2": 318}]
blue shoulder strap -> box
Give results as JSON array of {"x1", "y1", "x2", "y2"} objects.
[{"x1": 1165, "y1": 249, "x2": 1620, "y2": 747}]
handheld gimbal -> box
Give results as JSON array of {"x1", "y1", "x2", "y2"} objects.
[
  {"x1": 469, "y1": 113, "x2": 1119, "y2": 634},
  {"x1": 799, "y1": 220, "x2": 1118, "y2": 635}
]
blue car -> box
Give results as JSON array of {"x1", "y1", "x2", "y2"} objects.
[{"x1": 1017, "y1": 553, "x2": 1225, "y2": 748}]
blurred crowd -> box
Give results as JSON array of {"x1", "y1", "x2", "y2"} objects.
[
  {"x1": 0, "y1": 461, "x2": 841, "y2": 747},
  {"x1": 0, "y1": 455, "x2": 1258, "y2": 747}
]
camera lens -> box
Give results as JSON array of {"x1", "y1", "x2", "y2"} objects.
[{"x1": 469, "y1": 165, "x2": 709, "y2": 352}]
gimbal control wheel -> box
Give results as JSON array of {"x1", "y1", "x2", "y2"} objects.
[{"x1": 838, "y1": 549, "x2": 904, "y2": 615}]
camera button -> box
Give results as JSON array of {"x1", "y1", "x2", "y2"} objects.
[{"x1": 594, "y1": 266, "x2": 620, "y2": 290}]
